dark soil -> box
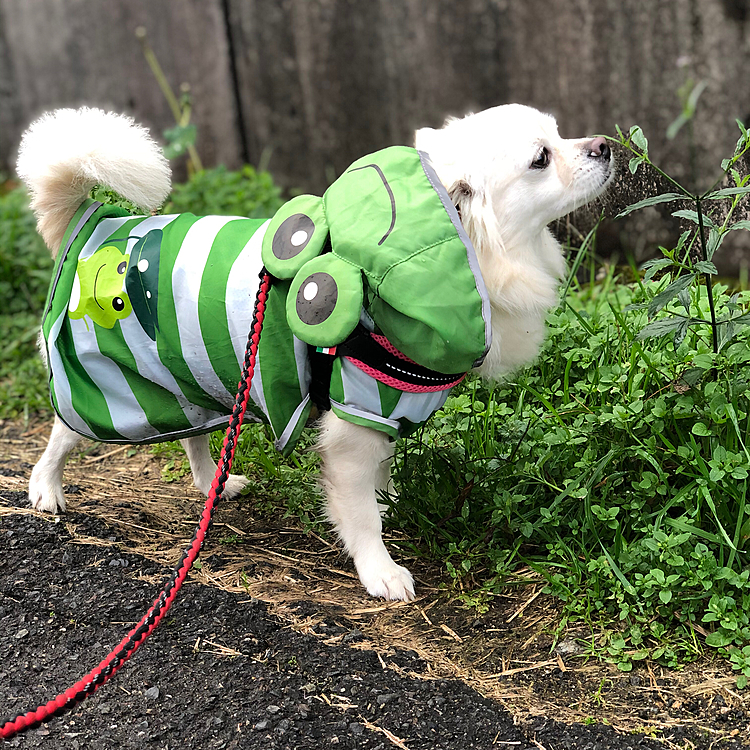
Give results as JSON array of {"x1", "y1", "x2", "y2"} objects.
[
  {"x1": 1, "y1": 420, "x2": 749, "y2": 749},
  {"x1": 0, "y1": 494, "x2": 695, "y2": 750}
]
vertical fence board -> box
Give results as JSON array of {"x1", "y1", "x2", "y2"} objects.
[
  {"x1": 226, "y1": 0, "x2": 511, "y2": 192},
  {"x1": 1, "y1": 0, "x2": 749, "y2": 219},
  {"x1": 501, "y1": 0, "x2": 750, "y2": 192},
  {"x1": 0, "y1": 0, "x2": 242, "y2": 177},
  {"x1": 0, "y1": 2, "x2": 21, "y2": 177}
]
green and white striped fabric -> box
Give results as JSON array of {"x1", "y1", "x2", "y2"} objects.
[
  {"x1": 43, "y1": 147, "x2": 490, "y2": 453},
  {"x1": 329, "y1": 341, "x2": 450, "y2": 439},
  {"x1": 44, "y1": 199, "x2": 313, "y2": 453}
]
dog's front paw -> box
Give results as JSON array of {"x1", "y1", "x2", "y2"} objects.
[
  {"x1": 28, "y1": 471, "x2": 66, "y2": 513},
  {"x1": 357, "y1": 559, "x2": 415, "y2": 602},
  {"x1": 221, "y1": 473, "x2": 249, "y2": 499},
  {"x1": 194, "y1": 472, "x2": 248, "y2": 499}
]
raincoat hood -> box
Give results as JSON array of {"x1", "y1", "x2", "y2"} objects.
[{"x1": 262, "y1": 146, "x2": 492, "y2": 374}]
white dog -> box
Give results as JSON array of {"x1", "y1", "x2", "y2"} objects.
[{"x1": 17, "y1": 104, "x2": 612, "y2": 601}]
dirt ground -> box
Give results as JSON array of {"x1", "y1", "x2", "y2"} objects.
[{"x1": 1, "y1": 419, "x2": 749, "y2": 749}]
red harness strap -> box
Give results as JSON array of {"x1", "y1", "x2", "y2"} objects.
[{"x1": 337, "y1": 326, "x2": 466, "y2": 393}]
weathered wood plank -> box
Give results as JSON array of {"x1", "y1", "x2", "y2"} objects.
[
  {"x1": 501, "y1": 0, "x2": 750, "y2": 193},
  {"x1": 0, "y1": 0, "x2": 242, "y2": 178},
  {"x1": 223, "y1": 0, "x2": 750, "y2": 202},
  {"x1": 1, "y1": 0, "x2": 749, "y2": 218},
  {"x1": 226, "y1": 0, "x2": 511, "y2": 192},
  {"x1": 0, "y1": 1, "x2": 22, "y2": 178}
]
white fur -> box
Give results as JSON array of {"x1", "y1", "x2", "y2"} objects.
[
  {"x1": 28, "y1": 415, "x2": 82, "y2": 513},
  {"x1": 317, "y1": 413, "x2": 414, "y2": 600},
  {"x1": 416, "y1": 104, "x2": 612, "y2": 380},
  {"x1": 17, "y1": 108, "x2": 171, "y2": 255},
  {"x1": 179, "y1": 434, "x2": 249, "y2": 498},
  {"x1": 19, "y1": 104, "x2": 612, "y2": 601}
]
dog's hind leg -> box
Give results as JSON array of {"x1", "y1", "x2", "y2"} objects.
[
  {"x1": 317, "y1": 410, "x2": 415, "y2": 601},
  {"x1": 28, "y1": 415, "x2": 82, "y2": 513},
  {"x1": 180, "y1": 434, "x2": 249, "y2": 499}
]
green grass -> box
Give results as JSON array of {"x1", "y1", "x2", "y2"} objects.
[
  {"x1": 388, "y1": 272, "x2": 750, "y2": 671},
  {"x1": 0, "y1": 185, "x2": 52, "y2": 314},
  {"x1": 201, "y1": 266, "x2": 750, "y2": 675},
  {"x1": 0, "y1": 186, "x2": 53, "y2": 418},
  {"x1": 211, "y1": 425, "x2": 323, "y2": 529},
  {"x1": 164, "y1": 164, "x2": 284, "y2": 218},
  {"x1": 4, "y1": 151, "x2": 750, "y2": 678},
  {"x1": 213, "y1": 261, "x2": 750, "y2": 675},
  {"x1": 0, "y1": 312, "x2": 50, "y2": 419}
]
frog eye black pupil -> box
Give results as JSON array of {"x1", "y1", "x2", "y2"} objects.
[
  {"x1": 112, "y1": 297, "x2": 124, "y2": 311},
  {"x1": 273, "y1": 214, "x2": 316, "y2": 260},
  {"x1": 117, "y1": 261, "x2": 127, "y2": 274},
  {"x1": 295, "y1": 272, "x2": 338, "y2": 325}
]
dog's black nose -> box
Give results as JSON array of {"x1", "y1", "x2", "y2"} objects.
[{"x1": 587, "y1": 137, "x2": 610, "y2": 160}]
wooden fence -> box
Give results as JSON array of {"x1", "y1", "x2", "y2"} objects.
[{"x1": 1, "y1": 0, "x2": 750, "y2": 206}]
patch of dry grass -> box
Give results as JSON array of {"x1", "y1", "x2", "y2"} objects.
[{"x1": 1, "y1": 417, "x2": 747, "y2": 741}]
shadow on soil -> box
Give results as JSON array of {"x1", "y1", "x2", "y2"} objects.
[{"x1": 1, "y1": 419, "x2": 748, "y2": 749}]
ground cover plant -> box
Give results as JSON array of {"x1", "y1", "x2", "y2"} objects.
[
  {"x1": 386, "y1": 118, "x2": 750, "y2": 678},
  {"x1": 0, "y1": 181, "x2": 52, "y2": 417},
  {"x1": 2, "y1": 115, "x2": 750, "y2": 682},
  {"x1": 391, "y1": 274, "x2": 750, "y2": 675}
]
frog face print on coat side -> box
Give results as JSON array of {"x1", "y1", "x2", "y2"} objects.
[{"x1": 68, "y1": 245, "x2": 131, "y2": 328}]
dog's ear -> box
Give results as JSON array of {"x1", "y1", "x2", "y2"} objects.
[
  {"x1": 448, "y1": 178, "x2": 475, "y2": 221},
  {"x1": 448, "y1": 179, "x2": 473, "y2": 204},
  {"x1": 447, "y1": 175, "x2": 501, "y2": 257}
]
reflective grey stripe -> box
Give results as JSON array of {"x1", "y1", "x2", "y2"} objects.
[
  {"x1": 119, "y1": 214, "x2": 179, "y2": 253},
  {"x1": 102, "y1": 415, "x2": 241, "y2": 446},
  {"x1": 417, "y1": 150, "x2": 492, "y2": 366},
  {"x1": 225, "y1": 220, "x2": 270, "y2": 416},
  {"x1": 119, "y1": 304, "x2": 225, "y2": 429},
  {"x1": 274, "y1": 395, "x2": 311, "y2": 452},
  {"x1": 250, "y1": 342, "x2": 270, "y2": 421},
  {"x1": 359, "y1": 308, "x2": 375, "y2": 331},
  {"x1": 329, "y1": 399, "x2": 401, "y2": 433},
  {"x1": 78, "y1": 215, "x2": 137, "y2": 261},
  {"x1": 336, "y1": 356, "x2": 449, "y2": 434},
  {"x1": 42, "y1": 201, "x2": 103, "y2": 325},
  {"x1": 389, "y1": 388, "x2": 450, "y2": 424},
  {"x1": 293, "y1": 335, "x2": 311, "y2": 400},
  {"x1": 340, "y1": 357, "x2": 383, "y2": 416},
  {"x1": 69, "y1": 317, "x2": 160, "y2": 441},
  {"x1": 48, "y1": 310, "x2": 92, "y2": 436},
  {"x1": 173, "y1": 216, "x2": 240, "y2": 408}
]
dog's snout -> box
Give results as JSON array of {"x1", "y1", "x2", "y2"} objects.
[{"x1": 585, "y1": 137, "x2": 611, "y2": 161}]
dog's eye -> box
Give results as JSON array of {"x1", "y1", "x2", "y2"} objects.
[{"x1": 531, "y1": 147, "x2": 550, "y2": 170}]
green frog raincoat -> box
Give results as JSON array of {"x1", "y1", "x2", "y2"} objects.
[{"x1": 42, "y1": 147, "x2": 491, "y2": 453}]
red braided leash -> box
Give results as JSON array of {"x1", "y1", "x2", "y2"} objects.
[{"x1": 0, "y1": 272, "x2": 272, "y2": 741}]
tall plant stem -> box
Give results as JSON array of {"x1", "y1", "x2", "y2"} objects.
[
  {"x1": 136, "y1": 27, "x2": 203, "y2": 174},
  {"x1": 617, "y1": 140, "x2": 692, "y2": 198},
  {"x1": 695, "y1": 197, "x2": 719, "y2": 354}
]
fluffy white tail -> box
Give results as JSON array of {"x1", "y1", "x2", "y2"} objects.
[{"x1": 16, "y1": 107, "x2": 172, "y2": 256}]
